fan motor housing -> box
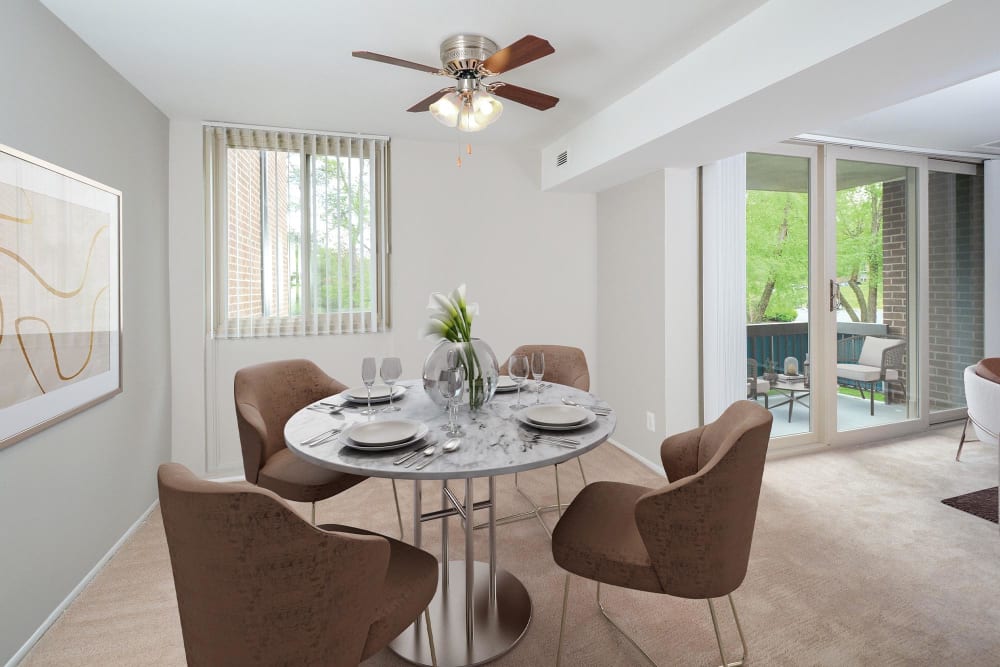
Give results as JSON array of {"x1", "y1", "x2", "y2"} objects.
[{"x1": 440, "y1": 35, "x2": 498, "y2": 75}]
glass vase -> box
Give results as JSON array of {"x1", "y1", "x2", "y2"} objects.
[{"x1": 422, "y1": 338, "x2": 499, "y2": 413}]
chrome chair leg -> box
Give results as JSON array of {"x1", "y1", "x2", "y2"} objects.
[
  {"x1": 310, "y1": 501, "x2": 316, "y2": 526},
  {"x1": 391, "y1": 479, "x2": 404, "y2": 538},
  {"x1": 956, "y1": 416, "x2": 971, "y2": 461},
  {"x1": 708, "y1": 595, "x2": 747, "y2": 667},
  {"x1": 475, "y1": 457, "x2": 588, "y2": 534},
  {"x1": 556, "y1": 574, "x2": 571, "y2": 667},
  {"x1": 424, "y1": 608, "x2": 438, "y2": 667},
  {"x1": 590, "y1": 583, "x2": 747, "y2": 667},
  {"x1": 596, "y1": 582, "x2": 657, "y2": 665}
]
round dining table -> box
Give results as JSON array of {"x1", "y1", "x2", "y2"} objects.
[{"x1": 285, "y1": 379, "x2": 616, "y2": 667}]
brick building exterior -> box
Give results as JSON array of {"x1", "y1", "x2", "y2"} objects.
[{"x1": 226, "y1": 149, "x2": 291, "y2": 319}]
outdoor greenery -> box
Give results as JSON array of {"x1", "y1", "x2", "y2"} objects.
[
  {"x1": 746, "y1": 182, "x2": 885, "y2": 323},
  {"x1": 288, "y1": 155, "x2": 374, "y2": 314}
]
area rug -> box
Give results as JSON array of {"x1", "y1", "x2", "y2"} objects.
[{"x1": 942, "y1": 487, "x2": 998, "y2": 524}]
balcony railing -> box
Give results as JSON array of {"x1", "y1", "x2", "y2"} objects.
[{"x1": 746, "y1": 321, "x2": 888, "y2": 375}]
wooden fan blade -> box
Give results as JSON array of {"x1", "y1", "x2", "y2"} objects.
[
  {"x1": 491, "y1": 83, "x2": 559, "y2": 110},
  {"x1": 352, "y1": 51, "x2": 441, "y2": 74},
  {"x1": 407, "y1": 88, "x2": 453, "y2": 112},
  {"x1": 482, "y1": 35, "x2": 554, "y2": 75}
]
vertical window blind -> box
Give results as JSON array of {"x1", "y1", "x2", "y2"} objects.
[{"x1": 205, "y1": 125, "x2": 390, "y2": 338}]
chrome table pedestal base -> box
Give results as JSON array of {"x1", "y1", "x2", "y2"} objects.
[{"x1": 390, "y1": 561, "x2": 531, "y2": 667}]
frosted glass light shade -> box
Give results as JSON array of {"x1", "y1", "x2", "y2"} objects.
[{"x1": 429, "y1": 92, "x2": 462, "y2": 127}]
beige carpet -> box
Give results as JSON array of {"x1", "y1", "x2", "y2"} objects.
[{"x1": 21, "y1": 425, "x2": 1000, "y2": 666}]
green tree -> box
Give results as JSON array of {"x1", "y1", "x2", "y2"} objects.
[
  {"x1": 290, "y1": 155, "x2": 374, "y2": 312},
  {"x1": 746, "y1": 190, "x2": 809, "y2": 322},
  {"x1": 835, "y1": 183, "x2": 882, "y2": 322}
]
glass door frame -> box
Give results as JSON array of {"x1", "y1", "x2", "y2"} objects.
[
  {"x1": 749, "y1": 141, "x2": 821, "y2": 448},
  {"x1": 820, "y1": 145, "x2": 930, "y2": 447}
]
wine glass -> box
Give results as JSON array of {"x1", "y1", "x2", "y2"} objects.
[
  {"x1": 361, "y1": 357, "x2": 378, "y2": 416},
  {"x1": 530, "y1": 351, "x2": 545, "y2": 404},
  {"x1": 380, "y1": 357, "x2": 402, "y2": 412},
  {"x1": 508, "y1": 353, "x2": 530, "y2": 409},
  {"x1": 438, "y1": 367, "x2": 464, "y2": 436}
]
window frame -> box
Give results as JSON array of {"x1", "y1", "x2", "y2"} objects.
[{"x1": 205, "y1": 124, "x2": 391, "y2": 338}]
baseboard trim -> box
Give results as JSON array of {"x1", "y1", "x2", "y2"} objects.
[
  {"x1": 5, "y1": 500, "x2": 159, "y2": 667},
  {"x1": 607, "y1": 438, "x2": 666, "y2": 477}
]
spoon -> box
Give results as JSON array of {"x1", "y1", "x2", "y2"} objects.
[
  {"x1": 415, "y1": 438, "x2": 460, "y2": 470},
  {"x1": 405, "y1": 444, "x2": 438, "y2": 468}
]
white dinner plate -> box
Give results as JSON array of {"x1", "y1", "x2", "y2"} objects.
[
  {"x1": 522, "y1": 404, "x2": 589, "y2": 426},
  {"x1": 515, "y1": 409, "x2": 597, "y2": 432},
  {"x1": 341, "y1": 385, "x2": 406, "y2": 404},
  {"x1": 348, "y1": 419, "x2": 423, "y2": 446},
  {"x1": 494, "y1": 375, "x2": 519, "y2": 392},
  {"x1": 339, "y1": 427, "x2": 433, "y2": 452}
]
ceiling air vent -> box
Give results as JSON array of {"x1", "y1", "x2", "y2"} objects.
[{"x1": 556, "y1": 150, "x2": 568, "y2": 167}]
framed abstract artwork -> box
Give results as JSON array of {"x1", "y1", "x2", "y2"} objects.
[{"x1": 0, "y1": 144, "x2": 122, "y2": 449}]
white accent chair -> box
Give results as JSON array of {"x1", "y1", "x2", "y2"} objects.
[
  {"x1": 956, "y1": 363, "x2": 1000, "y2": 461},
  {"x1": 836, "y1": 336, "x2": 905, "y2": 416}
]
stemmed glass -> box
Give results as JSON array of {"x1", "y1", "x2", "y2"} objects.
[
  {"x1": 380, "y1": 357, "x2": 402, "y2": 412},
  {"x1": 531, "y1": 351, "x2": 545, "y2": 404},
  {"x1": 361, "y1": 357, "x2": 378, "y2": 416},
  {"x1": 438, "y1": 367, "x2": 464, "y2": 436},
  {"x1": 508, "y1": 353, "x2": 530, "y2": 410}
]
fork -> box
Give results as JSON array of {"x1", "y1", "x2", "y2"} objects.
[
  {"x1": 519, "y1": 434, "x2": 577, "y2": 449},
  {"x1": 301, "y1": 427, "x2": 341, "y2": 446}
]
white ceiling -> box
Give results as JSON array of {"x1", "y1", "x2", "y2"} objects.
[
  {"x1": 39, "y1": 0, "x2": 767, "y2": 147},
  {"x1": 814, "y1": 68, "x2": 1000, "y2": 155}
]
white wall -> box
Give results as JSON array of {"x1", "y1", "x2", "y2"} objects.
[
  {"x1": 168, "y1": 128, "x2": 597, "y2": 474},
  {"x1": 0, "y1": 0, "x2": 170, "y2": 662},
  {"x1": 596, "y1": 169, "x2": 701, "y2": 466}
]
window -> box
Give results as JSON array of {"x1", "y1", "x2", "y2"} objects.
[{"x1": 205, "y1": 125, "x2": 389, "y2": 338}]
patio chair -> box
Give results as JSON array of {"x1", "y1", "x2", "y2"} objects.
[
  {"x1": 747, "y1": 358, "x2": 769, "y2": 405},
  {"x1": 836, "y1": 336, "x2": 905, "y2": 416}
]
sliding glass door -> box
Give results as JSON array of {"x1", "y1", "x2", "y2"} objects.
[
  {"x1": 742, "y1": 145, "x2": 985, "y2": 445},
  {"x1": 746, "y1": 150, "x2": 815, "y2": 438}
]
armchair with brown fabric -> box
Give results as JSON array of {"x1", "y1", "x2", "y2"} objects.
[
  {"x1": 551, "y1": 400, "x2": 773, "y2": 666},
  {"x1": 234, "y1": 358, "x2": 403, "y2": 530},
  {"x1": 157, "y1": 463, "x2": 438, "y2": 666}
]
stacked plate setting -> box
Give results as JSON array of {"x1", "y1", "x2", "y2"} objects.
[
  {"x1": 341, "y1": 419, "x2": 429, "y2": 451},
  {"x1": 515, "y1": 404, "x2": 595, "y2": 431},
  {"x1": 494, "y1": 375, "x2": 519, "y2": 392},
  {"x1": 339, "y1": 385, "x2": 406, "y2": 405}
]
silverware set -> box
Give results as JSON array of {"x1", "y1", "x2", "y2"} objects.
[
  {"x1": 561, "y1": 397, "x2": 612, "y2": 415},
  {"x1": 518, "y1": 429, "x2": 580, "y2": 449},
  {"x1": 307, "y1": 402, "x2": 349, "y2": 414},
  {"x1": 300, "y1": 427, "x2": 342, "y2": 447}
]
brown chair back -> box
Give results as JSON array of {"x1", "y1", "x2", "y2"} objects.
[
  {"x1": 634, "y1": 401, "x2": 772, "y2": 600},
  {"x1": 500, "y1": 344, "x2": 590, "y2": 391},
  {"x1": 158, "y1": 463, "x2": 389, "y2": 667},
  {"x1": 234, "y1": 359, "x2": 346, "y2": 483}
]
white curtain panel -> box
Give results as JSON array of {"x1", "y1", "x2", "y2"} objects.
[
  {"x1": 205, "y1": 126, "x2": 389, "y2": 339},
  {"x1": 984, "y1": 159, "x2": 999, "y2": 357},
  {"x1": 702, "y1": 154, "x2": 747, "y2": 422}
]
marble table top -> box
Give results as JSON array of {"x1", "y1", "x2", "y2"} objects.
[{"x1": 285, "y1": 380, "x2": 616, "y2": 480}]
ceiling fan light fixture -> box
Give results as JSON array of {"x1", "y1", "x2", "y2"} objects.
[
  {"x1": 429, "y1": 92, "x2": 462, "y2": 127},
  {"x1": 472, "y1": 91, "x2": 503, "y2": 125}
]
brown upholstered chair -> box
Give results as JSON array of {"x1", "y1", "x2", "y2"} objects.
[
  {"x1": 494, "y1": 344, "x2": 591, "y2": 534},
  {"x1": 234, "y1": 359, "x2": 402, "y2": 530},
  {"x1": 551, "y1": 401, "x2": 773, "y2": 666},
  {"x1": 158, "y1": 463, "x2": 438, "y2": 666}
]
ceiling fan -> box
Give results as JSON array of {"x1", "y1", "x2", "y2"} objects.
[{"x1": 353, "y1": 34, "x2": 559, "y2": 132}]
